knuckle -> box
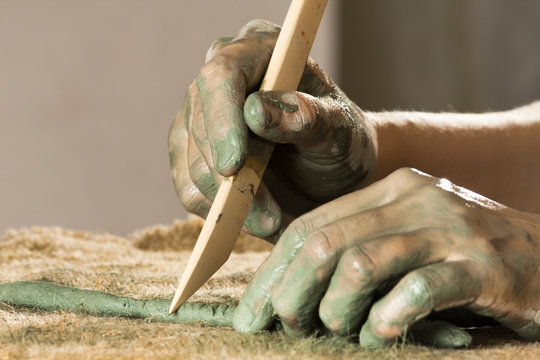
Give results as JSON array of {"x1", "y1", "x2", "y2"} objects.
[
  {"x1": 303, "y1": 230, "x2": 339, "y2": 266},
  {"x1": 278, "y1": 218, "x2": 312, "y2": 256},
  {"x1": 340, "y1": 246, "x2": 377, "y2": 287},
  {"x1": 205, "y1": 36, "x2": 232, "y2": 62},
  {"x1": 401, "y1": 271, "x2": 435, "y2": 306},
  {"x1": 190, "y1": 115, "x2": 207, "y2": 146},
  {"x1": 177, "y1": 183, "x2": 206, "y2": 214},
  {"x1": 272, "y1": 298, "x2": 299, "y2": 326},
  {"x1": 320, "y1": 310, "x2": 347, "y2": 335},
  {"x1": 197, "y1": 56, "x2": 235, "y2": 89},
  {"x1": 282, "y1": 217, "x2": 310, "y2": 244},
  {"x1": 418, "y1": 183, "x2": 454, "y2": 206},
  {"x1": 237, "y1": 19, "x2": 280, "y2": 39}
]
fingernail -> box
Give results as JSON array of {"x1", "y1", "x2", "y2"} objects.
[
  {"x1": 244, "y1": 207, "x2": 280, "y2": 238},
  {"x1": 233, "y1": 302, "x2": 254, "y2": 333},
  {"x1": 262, "y1": 92, "x2": 299, "y2": 113},
  {"x1": 243, "y1": 186, "x2": 281, "y2": 238},
  {"x1": 244, "y1": 93, "x2": 271, "y2": 130},
  {"x1": 244, "y1": 92, "x2": 300, "y2": 132},
  {"x1": 360, "y1": 322, "x2": 391, "y2": 349},
  {"x1": 214, "y1": 132, "x2": 245, "y2": 175},
  {"x1": 234, "y1": 295, "x2": 276, "y2": 333}
]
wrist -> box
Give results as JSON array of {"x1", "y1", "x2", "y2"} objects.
[{"x1": 364, "y1": 110, "x2": 411, "y2": 182}]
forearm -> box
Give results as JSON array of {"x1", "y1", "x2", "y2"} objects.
[{"x1": 366, "y1": 101, "x2": 540, "y2": 212}]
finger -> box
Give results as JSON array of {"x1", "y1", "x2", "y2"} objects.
[
  {"x1": 188, "y1": 107, "x2": 220, "y2": 198},
  {"x1": 359, "y1": 260, "x2": 482, "y2": 349},
  {"x1": 243, "y1": 89, "x2": 375, "y2": 199},
  {"x1": 244, "y1": 182, "x2": 282, "y2": 240},
  {"x1": 408, "y1": 320, "x2": 472, "y2": 348},
  {"x1": 244, "y1": 90, "x2": 341, "y2": 146},
  {"x1": 319, "y1": 228, "x2": 451, "y2": 336},
  {"x1": 188, "y1": 136, "x2": 219, "y2": 201},
  {"x1": 191, "y1": 95, "x2": 221, "y2": 185},
  {"x1": 170, "y1": 124, "x2": 212, "y2": 218},
  {"x1": 198, "y1": 20, "x2": 279, "y2": 176},
  {"x1": 190, "y1": 94, "x2": 282, "y2": 240},
  {"x1": 270, "y1": 197, "x2": 444, "y2": 337},
  {"x1": 233, "y1": 168, "x2": 429, "y2": 333},
  {"x1": 176, "y1": 179, "x2": 212, "y2": 219},
  {"x1": 169, "y1": 85, "x2": 213, "y2": 218}
]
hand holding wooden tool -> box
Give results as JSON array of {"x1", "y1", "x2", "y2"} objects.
[{"x1": 169, "y1": 0, "x2": 328, "y2": 314}]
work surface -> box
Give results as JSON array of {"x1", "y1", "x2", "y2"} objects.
[{"x1": 1, "y1": 218, "x2": 538, "y2": 359}]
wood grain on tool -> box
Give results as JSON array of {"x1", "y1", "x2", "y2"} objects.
[{"x1": 170, "y1": 0, "x2": 328, "y2": 314}]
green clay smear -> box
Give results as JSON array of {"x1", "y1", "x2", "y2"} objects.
[{"x1": 0, "y1": 281, "x2": 235, "y2": 327}]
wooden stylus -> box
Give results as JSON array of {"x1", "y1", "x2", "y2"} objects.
[{"x1": 169, "y1": 0, "x2": 328, "y2": 314}]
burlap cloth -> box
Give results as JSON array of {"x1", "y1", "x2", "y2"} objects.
[{"x1": 1, "y1": 217, "x2": 538, "y2": 359}]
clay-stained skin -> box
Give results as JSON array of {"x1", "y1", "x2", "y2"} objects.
[
  {"x1": 233, "y1": 168, "x2": 540, "y2": 348},
  {"x1": 167, "y1": 17, "x2": 540, "y2": 347},
  {"x1": 168, "y1": 19, "x2": 377, "y2": 240},
  {"x1": 0, "y1": 281, "x2": 235, "y2": 327}
]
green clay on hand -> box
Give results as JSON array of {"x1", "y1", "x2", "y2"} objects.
[
  {"x1": 0, "y1": 282, "x2": 235, "y2": 327},
  {"x1": 359, "y1": 319, "x2": 472, "y2": 349},
  {"x1": 244, "y1": 91, "x2": 299, "y2": 133},
  {"x1": 233, "y1": 227, "x2": 310, "y2": 333},
  {"x1": 409, "y1": 320, "x2": 472, "y2": 348},
  {"x1": 197, "y1": 172, "x2": 218, "y2": 199},
  {"x1": 243, "y1": 186, "x2": 282, "y2": 239},
  {"x1": 197, "y1": 71, "x2": 247, "y2": 174},
  {"x1": 259, "y1": 92, "x2": 299, "y2": 113}
]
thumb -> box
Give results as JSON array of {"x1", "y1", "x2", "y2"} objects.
[{"x1": 244, "y1": 90, "x2": 336, "y2": 147}]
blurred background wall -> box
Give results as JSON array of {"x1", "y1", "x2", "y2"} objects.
[
  {"x1": 1, "y1": 1, "x2": 539, "y2": 235},
  {"x1": 0, "y1": 0, "x2": 339, "y2": 235},
  {"x1": 339, "y1": 0, "x2": 540, "y2": 112}
]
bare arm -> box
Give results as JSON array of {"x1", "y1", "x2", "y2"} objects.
[{"x1": 369, "y1": 101, "x2": 540, "y2": 213}]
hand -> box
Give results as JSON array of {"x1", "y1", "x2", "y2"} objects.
[
  {"x1": 168, "y1": 20, "x2": 376, "y2": 241},
  {"x1": 233, "y1": 168, "x2": 540, "y2": 348}
]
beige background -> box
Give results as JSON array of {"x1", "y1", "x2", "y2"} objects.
[
  {"x1": 1, "y1": 1, "x2": 539, "y2": 236},
  {"x1": 340, "y1": 0, "x2": 540, "y2": 112},
  {"x1": 0, "y1": 0, "x2": 339, "y2": 235}
]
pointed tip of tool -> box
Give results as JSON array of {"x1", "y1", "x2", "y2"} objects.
[{"x1": 169, "y1": 292, "x2": 184, "y2": 314}]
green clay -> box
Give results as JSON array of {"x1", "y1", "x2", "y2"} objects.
[
  {"x1": 244, "y1": 206, "x2": 279, "y2": 239},
  {"x1": 359, "y1": 321, "x2": 391, "y2": 349},
  {"x1": 0, "y1": 282, "x2": 473, "y2": 349},
  {"x1": 0, "y1": 282, "x2": 234, "y2": 327},
  {"x1": 259, "y1": 92, "x2": 299, "y2": 113},
  {"x1": 244, "y1": 93, "x2": 270, "y2": 129},
  {"x1": 197, "y1": 172, "x2": 218, "y2": 199},
  {"x1": 213, "y1": 123, "x2": 246, "y2": 174},
  {"x1": 197, "y1": 71, "x2": 247, "y2": 174},
  {"x1": 409, "y1": 320, "x2": 472, "y2": 348},
  {"x1": 244, "y1": 187, "x2": 282, "y2": 239},
  {"x1": 359, "y1": 319, "x2": 472, "y2": 349}
]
